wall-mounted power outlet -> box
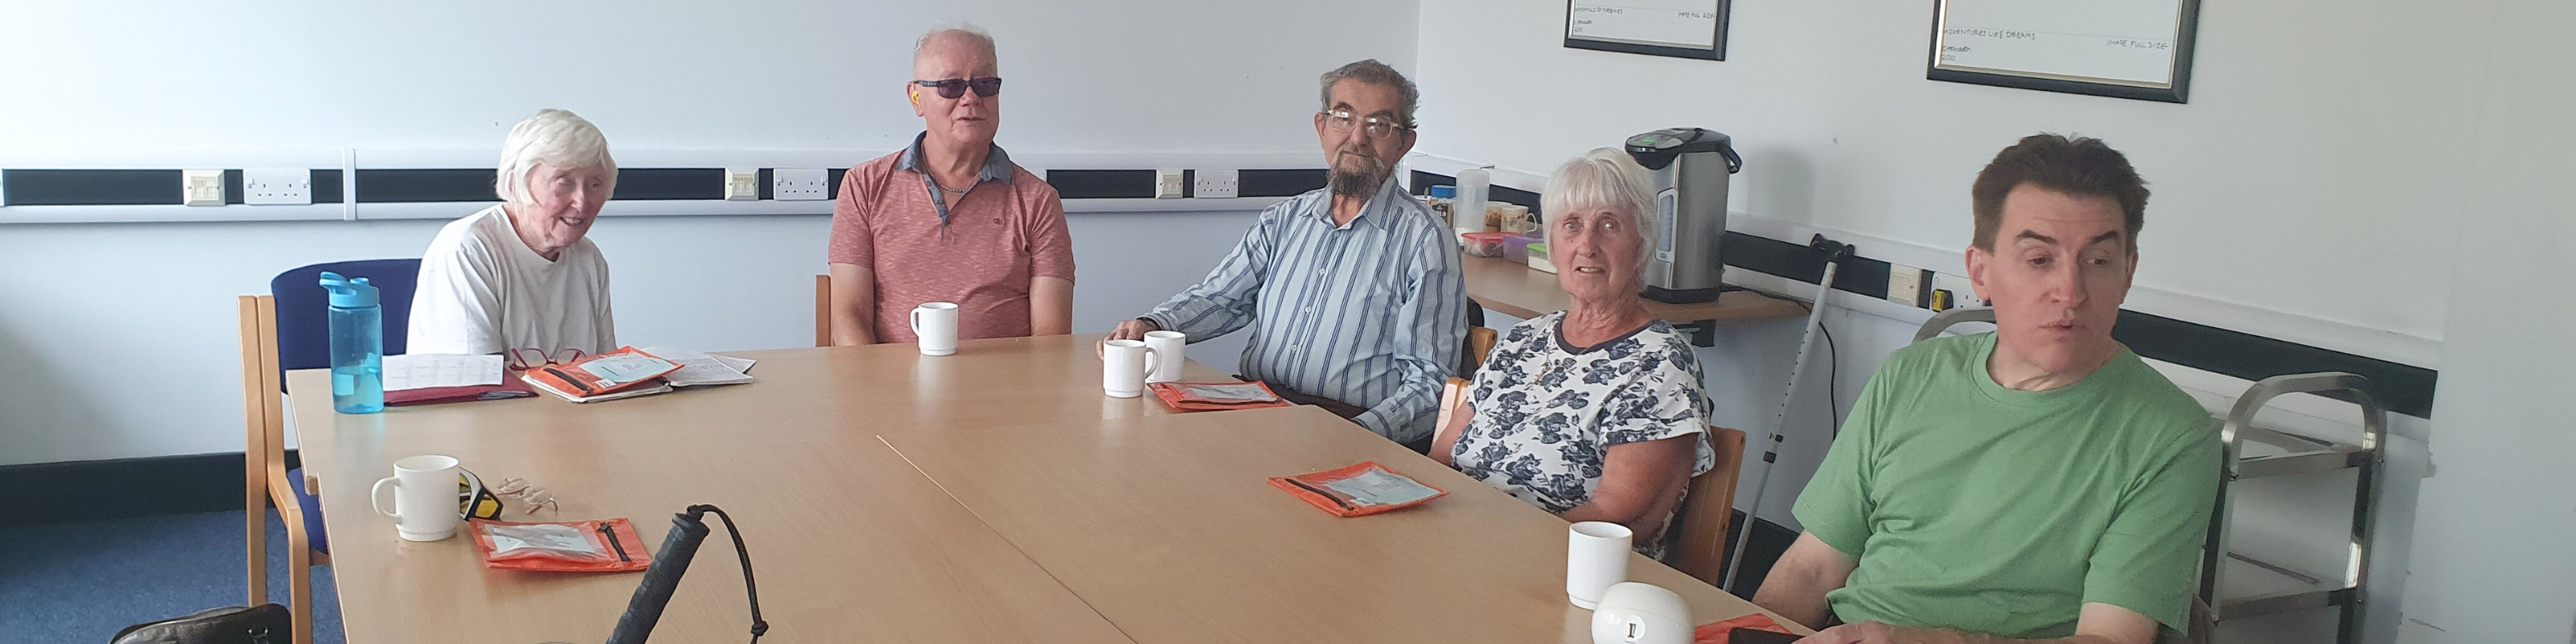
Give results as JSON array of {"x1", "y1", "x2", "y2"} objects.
[
  {"x1": 773, "y1": 168, "x2": 829, "y2": 201},
  {"x1": 242, "y1": 168, "x2": 312, "y2": 205},
  {"x1": 181, "y1": 169, "x2": 225, "y2": 206},
  {"x1": 1154, "y1": 168, "x2": 1185, "y2": 198},
  {"x1": 1887, "y1": 263, "x2": 1925, "y2": 307},
  {"x1": 1194, "y1": 168, "x2": 1238, "y2": 198},
  {"x1": 723, "y1": 167, "x2": 761, "y2": 201}
]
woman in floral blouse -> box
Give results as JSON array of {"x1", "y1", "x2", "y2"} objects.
[{"x1": 1431, "y1": 148, "x2": 1715, "y2": 558}]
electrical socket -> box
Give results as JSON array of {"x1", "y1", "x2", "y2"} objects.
[
  {"x1": 1194, "y1": 168, "x2": 1238, "y2": 198},
  {"x1": 182, "y1": 169, "x2": 225, "y2": 206},
  {"x1": 1154, "y1": 168, "x2": 1185, "y2": 198},
  {"x1": 723, "y1": 167, "x2": 761, "y2": 201},
  {"x1": 1887, "y1": 263, "x2": 1925, "y2": 307},
  {"x1": 773, "y1": 168, "x2": 829, "y2": 201},
  {"x1": 242, "y1": 168, "x2": 312, "y2": 205}
]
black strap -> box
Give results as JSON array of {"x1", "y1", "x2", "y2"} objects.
[{"x1": 685, "y1": 504, "x2": 769, "y2": 644}]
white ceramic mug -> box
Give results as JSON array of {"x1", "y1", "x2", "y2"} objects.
[
  {"x1": 370, "y1": 454, "x2": 462, "y2": 542},
  {"x1": 1567, "y1": 521, "x2": 1633, "y2": 609},
  {"x1": 1101, "y1": 339, "x2": 1161, "y2": 398},
  {"x1": 910, "y1": 302, "x2": 959, "y2": 356},
  {"x1": 1143, "y1": 331, "x2": 1188, "y2": 383}
]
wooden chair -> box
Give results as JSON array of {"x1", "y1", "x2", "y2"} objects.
[
  {"x1": 814, "y1": 274, "x2": 833, "y2": 348},
  {"x1": 1464, "y1": 326, "x2": 1498, "y2": 373},
  {"x1": 1666, "y1": 426, "x2": 1748, "y2": 587},
  {"x1": 243, "y1": 258, "x2": 420, "y2": 644},
  {"x1": 239, "y1": 295, "x2": 323, "y2": 644}
]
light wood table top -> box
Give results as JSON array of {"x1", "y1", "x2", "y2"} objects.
[
  {"x1": 1463, "y1": 254, "x2": 1807, "y2": 324},
  {"x1": 286, "y1": 333, "x2": 1232, "y2": 644},
  {"x1": 877, "y1": 404, "x2": 1808, "y2": 643}
]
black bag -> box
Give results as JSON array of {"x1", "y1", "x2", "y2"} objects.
[{"x1": 109, "y1": 604, "x2": 289, "y2": 644}]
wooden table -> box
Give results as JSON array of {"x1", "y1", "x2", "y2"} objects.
[
  {"x1": 876, "y1": 404, "x2": 1803, "y2": 643},
  {"x1": 1463, "y1": 255, "x2": 1807, "y2": 325},
  {"x1": 289, "y1": 333, "x2": 1800, "y2": 643}
]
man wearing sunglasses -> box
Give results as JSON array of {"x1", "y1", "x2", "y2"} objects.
[
  {"x1": 1105, "y1": 60, "x2": 1467, "y2": 451},
  {"x1": 828, "y1": 24, "x2": 1075, "y2": 347}
]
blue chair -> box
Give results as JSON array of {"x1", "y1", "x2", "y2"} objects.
[{"x1": 240, "y1": 258, "x2": 417, "y2": 644}]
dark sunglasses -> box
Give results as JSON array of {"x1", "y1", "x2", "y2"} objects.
[{"x1": 912, "y1": 76, "x2": 1003, "y2": 99}]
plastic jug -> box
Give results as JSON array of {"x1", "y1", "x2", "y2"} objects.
[
  {"x1": 319, "y1": 271, "x2": 385, "y2": 414},
  {"x1": 1455, "y1": 166, "x2": 1492, "y2": 238}
]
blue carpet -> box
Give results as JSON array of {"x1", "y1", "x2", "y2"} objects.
[{"x1": 0, "y1": 509, "x2": 343, "y2": 644}]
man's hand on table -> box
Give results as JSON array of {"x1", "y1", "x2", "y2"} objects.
[
  {"x1": 1099, "y1": 318, "x2": 1159, "y2": 356},
  {"x1": 1800, "y1": 623, "x2": 1966, "y2": 644}
]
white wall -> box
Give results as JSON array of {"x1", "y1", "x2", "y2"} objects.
[
  {"x1": 0, "y1": 0, "x2": 1419, "y2": 466},
  {"x1": 1411, "y1": 0, "x2": 2484, "y2": 361},
  {"x1": 2397, "y1": 0, "x2": 2576, "y2": 641}
]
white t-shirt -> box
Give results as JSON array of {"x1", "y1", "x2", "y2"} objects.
[{"x1": 407, "y1": 205, "x2": 616, "y2": 356}]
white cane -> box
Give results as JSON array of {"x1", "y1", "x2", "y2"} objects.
[{"x1": 1722, "y1": 236, "x2": 1850, "y2": 593}]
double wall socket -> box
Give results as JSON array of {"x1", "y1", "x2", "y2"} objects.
[
  {"x1": 1194, "y1": 168, "x2": 1239, "y2": 198},
  {"x1": 243, "y1": 168, "x2": 312, "y2": 205},
  {"x1": 773, "y1": 168, "x2": 829, "y2": 201},
  {"x1": 182, "y1": 169, "x2": 225, "y2": 206}
]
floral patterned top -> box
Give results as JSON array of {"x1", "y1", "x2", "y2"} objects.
[{"x1": 1449, "y1": 312, "x2": 1715, "y2": 558}]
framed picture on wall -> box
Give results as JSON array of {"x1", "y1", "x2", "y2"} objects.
[
  {"x1": 1564, "y1": 0, "x2": 1732, "y2": 61},
  {"x1": 1926, "y1": 0, "x2": 2202, "y2": 102}
]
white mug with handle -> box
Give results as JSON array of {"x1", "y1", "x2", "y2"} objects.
[
  {"x1": 1143, "y1": 331, "x2": 1188, "y2": 383},
  {"x1": 371, "y1": 454, "x2": 462, "y2": 542},
  {"x1": 910, "y1": 302, "x2": 960, "y2": 356},
  {"x1": 1101, "y1": 339, "x2": 1161, "y2": 398}
]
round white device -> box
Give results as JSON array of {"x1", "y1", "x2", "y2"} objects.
[{"x1": 1589, "y1": 581, "x2": 1693, "y2": 644}]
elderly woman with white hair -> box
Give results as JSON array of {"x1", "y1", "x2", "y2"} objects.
[
  {"x1": 409, "y1": 108, "x2": 619, "y2": 357},
  {"x1": 1431, "y1": 148, "x2": 1715, "y2": 557}
]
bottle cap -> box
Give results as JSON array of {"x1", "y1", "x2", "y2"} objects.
[{"x1": 319, "y1": 271, "x2": 380, "y2": 308}]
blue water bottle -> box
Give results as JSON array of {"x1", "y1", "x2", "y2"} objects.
[{"x1": 319, "y1": 272, "x2": 385, "y2": 414}]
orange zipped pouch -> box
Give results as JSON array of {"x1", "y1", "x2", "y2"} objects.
[
  {"x1": 519, "y1": 347, "x2": 681, "y2": 401},
  {"x1": 1267, "y1": 462, "x2": 1446, "y2": 518},
  {"x1": 1149, "y1": 381, "x2": 1293, "y2": 411},
  {"x1": 468, "y1": 518, "x2": 650, "y2": 573}
]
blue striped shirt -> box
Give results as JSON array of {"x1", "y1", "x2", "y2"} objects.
[{"x1": 1143, "y1": 181, "x2": 1468, "y2": 442}]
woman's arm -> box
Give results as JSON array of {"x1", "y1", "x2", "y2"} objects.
[{"x1": 1558, "y1": 434, "x2": 1697, "y2": 539}]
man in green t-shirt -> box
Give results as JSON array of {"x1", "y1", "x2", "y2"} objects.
[{"x1": 1754, "y1": 135, "x2": 2221, "y2": 644}]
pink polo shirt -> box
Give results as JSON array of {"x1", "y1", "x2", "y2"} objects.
[{"x1": 827, "y1": 137, "x2": 1075, "y2": 344}]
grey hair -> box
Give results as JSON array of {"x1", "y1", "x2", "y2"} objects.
[
  {"x1": 494, "y1": 109, "x2": 617, "y2": 205},
  {"x1": 914, "y1": 23, "x2": 998, "y2": 70},
  {"x1": 1317, "y1": 59, "x2": 1419, "y2": 130},
  {"x1": 1540, "y1": 147, "x2": 1660, "y2": 272}
]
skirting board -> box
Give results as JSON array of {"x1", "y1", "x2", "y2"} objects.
[{"x1": 0, "y1": 451, "x2": 298, "y2": 528}]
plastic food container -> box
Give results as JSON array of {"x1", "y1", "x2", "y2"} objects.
[
  {"x1": 1526, "y1": 242, "x2": 1556, "y2": 273},
  {"x1": 1461, "y1": 232, "x2": 1514, "y2": 258},
  {"x1": 1503, "y1": 234, "x2": 1543, "y2": 263}
]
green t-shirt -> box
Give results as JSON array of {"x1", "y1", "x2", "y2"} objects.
[{"x1": 1792, "y1": 333, "x2": 2221, "y2": 637}]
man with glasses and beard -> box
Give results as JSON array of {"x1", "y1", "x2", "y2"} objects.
[
  {"x1": 1105, "y1": 59, "x2": 1467, "y2": 452},
  {"x1": 827, "y1": 24, "x2": 1076, "y2": 347}
]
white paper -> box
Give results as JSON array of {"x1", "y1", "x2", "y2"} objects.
[
  {"x1": 1935, "y1": 0, "x2": 2185, "y2": 85},
  {"x1": 641, "y1": 346, "x2": 756, "y2": 387},
  {"x1": 1567, "y1": 0, "x2": 1722, "y2": 50},
  {"x1": 382, "y1": 354, "x2": 503, "y2": 392}
]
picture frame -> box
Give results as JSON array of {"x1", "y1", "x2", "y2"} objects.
[
  {"x1": 1564, "y1": 0, "x2": 1733, "y2": 61},
  {"x1": 1926, "y1": 0, "x2": 2202, "y2": 103}
]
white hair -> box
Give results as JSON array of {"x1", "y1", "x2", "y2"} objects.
[
  {"x1": 1540, "y1": 147, "x2": 1659, "y2": 271},
  {"x1": 913, "y1": 23, "x2": 997, "y2": 70},
  {"x1": 494, "y1": 108, "x2": 617, "y2": 205}
]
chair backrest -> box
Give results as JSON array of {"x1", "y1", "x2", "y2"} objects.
[
  {"x1": 1462, "y1": 327, "x2": 1498, "y2": 374},
  {"x1": 1667, "y1": 426, "x2": 1748, "y2": 587},
  {"x1": 269, "y1": 259, "x2": 422, "y2": 372},
  {"x1": 814, "y1": 274, "x2": 832, "y2": 348},
  {"x1": 1432, "y1": 378, "x2": 1471, "y2": 449},
  {"x1": 1912, "y1": 307, "x2": 1995, "y2": 343}
]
